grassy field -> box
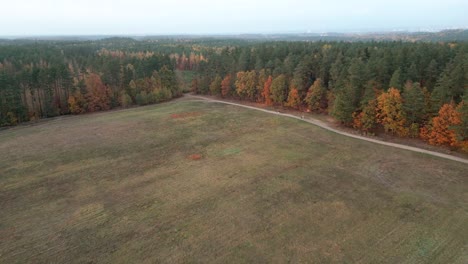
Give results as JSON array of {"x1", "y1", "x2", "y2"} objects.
[{"x1": 1, "y1": 99, "x2": 467, "y2": 263}]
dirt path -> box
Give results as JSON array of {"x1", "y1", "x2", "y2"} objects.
[{"x1": 187, "y1": 94, "x2": 468, "y2": 165}]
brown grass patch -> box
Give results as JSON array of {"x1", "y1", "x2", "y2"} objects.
[{"x1": 188, "y1": 154, "x2": 202, "y2": 160}]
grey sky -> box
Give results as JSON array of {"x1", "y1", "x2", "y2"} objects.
[{"x1": 1, "y1": 0, "x2": 467, "y2": 35}]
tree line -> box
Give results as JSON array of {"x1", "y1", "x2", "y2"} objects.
[
  {"x1": 1, "y1": 38, "x2": 466, "y2": 152},
  {"x1": 0, "y1": 40, "x2": 182, "y2": 125},
  {"x1": 190, "y1": 41, "x2": 467, "y2": 151}
]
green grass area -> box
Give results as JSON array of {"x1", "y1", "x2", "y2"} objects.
[{"x1": 0, "y1": 100, "x2": 467, "y2": 263}]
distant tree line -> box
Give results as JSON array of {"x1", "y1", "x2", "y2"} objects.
[{"x1": 189, "y1": 41, "x2": 467, "y2": 151}]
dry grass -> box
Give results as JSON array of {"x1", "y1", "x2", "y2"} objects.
[
  {"x1": 188, "y1": 154, "x2": 203, "y2": 160},
  {"x1": 0, "y1": 100, "x2": 467, "y2": 263}
]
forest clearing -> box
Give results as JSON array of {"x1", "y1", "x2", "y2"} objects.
[{"x1": 1, "y1": 100, "x2": 466, "y2": 263}]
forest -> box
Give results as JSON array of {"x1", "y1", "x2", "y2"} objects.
[
  {"x1": 190, "y1": 40, "x2": 468, "y2": 152},
  {"x1": 0, "y1": 38, "x2": 467, "y2": 151},
  {"x1": 0, "y1": 39, "x2": 183, "y2": 125}
]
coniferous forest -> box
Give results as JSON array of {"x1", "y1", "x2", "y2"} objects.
[
  {"x1": 0, "y1": 38, "x2": 467, "y2": 151},
  {"x1": 0, "y1": 39, "x2": 182, "y2": 124}
]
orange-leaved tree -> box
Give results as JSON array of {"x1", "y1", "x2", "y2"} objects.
[
  {"x1": 304, "y1": 78, "x2": 327, "y2": 112},
  {"x1": 221, "y1": 74, "x2": 232, "y2": 98},
  {"x1": 286, "y1": 87, "x2": 301, "y2": 109},
  {"x1": 420, "y1": 103, "x2": 462, "y2": 148},
  {"x1": 85, "y1": 73, "x2": 111, "y2": 112},
  {"x1": 376, "y1": 87, "x2": 408, "y2": 137},
  {"x1": 262, "y1": 75, "x2": 273, "y2": 105},
  {"x1": 256, "y1": 69, "x2": 269, "y2": 102}
]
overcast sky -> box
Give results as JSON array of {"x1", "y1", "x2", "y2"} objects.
[{"x1": 1, "y1": 0, "x2": 467, "y2": 35}]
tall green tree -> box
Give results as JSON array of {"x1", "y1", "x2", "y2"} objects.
[
  {"x1": 346, "y1": 58, "x2": 367, "y2": 107},
  {"x1": 424, "y1": 59, "x2": 438, "y2": 91},
  {"x1": 454, "y1": 92, "x2": 468, "y2": 143},
  {"x1": 331, "y1": 85, "x2": 356, "y2": 124},
  {"x1": 389, "y1": 68, "x2": 402, "y2": 89},
  {"x1": 402, "y1": 82, "x2": 425, "y2": 125},
  {"x1": 270, "y1": 74, "x2": 288, "y2": 105}
]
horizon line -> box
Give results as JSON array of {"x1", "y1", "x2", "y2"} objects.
[{"x1": 1, "y1": 28, "x2": 467, "y2": 38}]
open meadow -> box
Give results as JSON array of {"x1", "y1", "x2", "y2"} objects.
[{"x1": 1, "y1": 99, "x2": 467, "y2": 263}]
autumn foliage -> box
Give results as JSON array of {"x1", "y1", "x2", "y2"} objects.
[
  {"x1": 68, "y1": 91, "x2": 86, "y2": 114},
  {"x1": 286, "y1": 88, "x2": 301, "y2": 109},
  {"x1": 195, "y1": 66, "x2": 468, "y2": 152},
  {"x1": 235, "y1": 71, "x2": 257, "y2": 100},
  {"x1": 67, "y1": 74, "x2": 111, "y2": 114},
  {"x1": 420, "y1": 103, "x2": 462, "y2": 147},
  {"x1": 376, "y1": 88, "x2": 408, "y2": 137},
  {"x1": 353, "y1": 99, "x2": 377, "y2": 134},
  {"x1": 262, "y1": 76, "x2": 273, "y2": 106},
  {"x1": 221, "y1": 75, "x2": 232, "y2": 98},
  {"x1": 305, "y1": 79, "x2": 327, "y2": 112},
  {"x1": 84, "y1": 73, "x2": 111, "y2": 112}
]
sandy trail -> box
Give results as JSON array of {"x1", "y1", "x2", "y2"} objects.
[{"x1": 186, "y1": 94, "x2": 468, "y2": 165}]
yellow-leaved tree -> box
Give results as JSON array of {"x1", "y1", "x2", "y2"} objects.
[{"x1": 376, "y1": 88, "x2": 408, "y2": 137}]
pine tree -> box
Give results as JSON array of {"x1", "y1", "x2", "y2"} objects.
[
  {"x1": 389, "y1": 68, "x2": 402, "y2": 90},
  {"x1": 406, "y1": 62, "x2": 419, "y2": 83},
  {"x1": 402, "y1": 82, "x2": 425, "y2": 125},
  {"x1": 431, "y1": 55, "x2": 466, "y2": 112},
  {"x1": 425, "y1": 59, "x2": 438, "y2": 91},
  {"x1": 454, "y1": 92, "x2": 468, "y2": 144},
  {"x1": 331, "y1": 85, "x2": 356, "y2": 125},
  {"x1": 347, "y1": 58, "x2": 367, "y2": 107},
  {"x1": 159, "y1": 65, "x2": 179, "y2": 96}
]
